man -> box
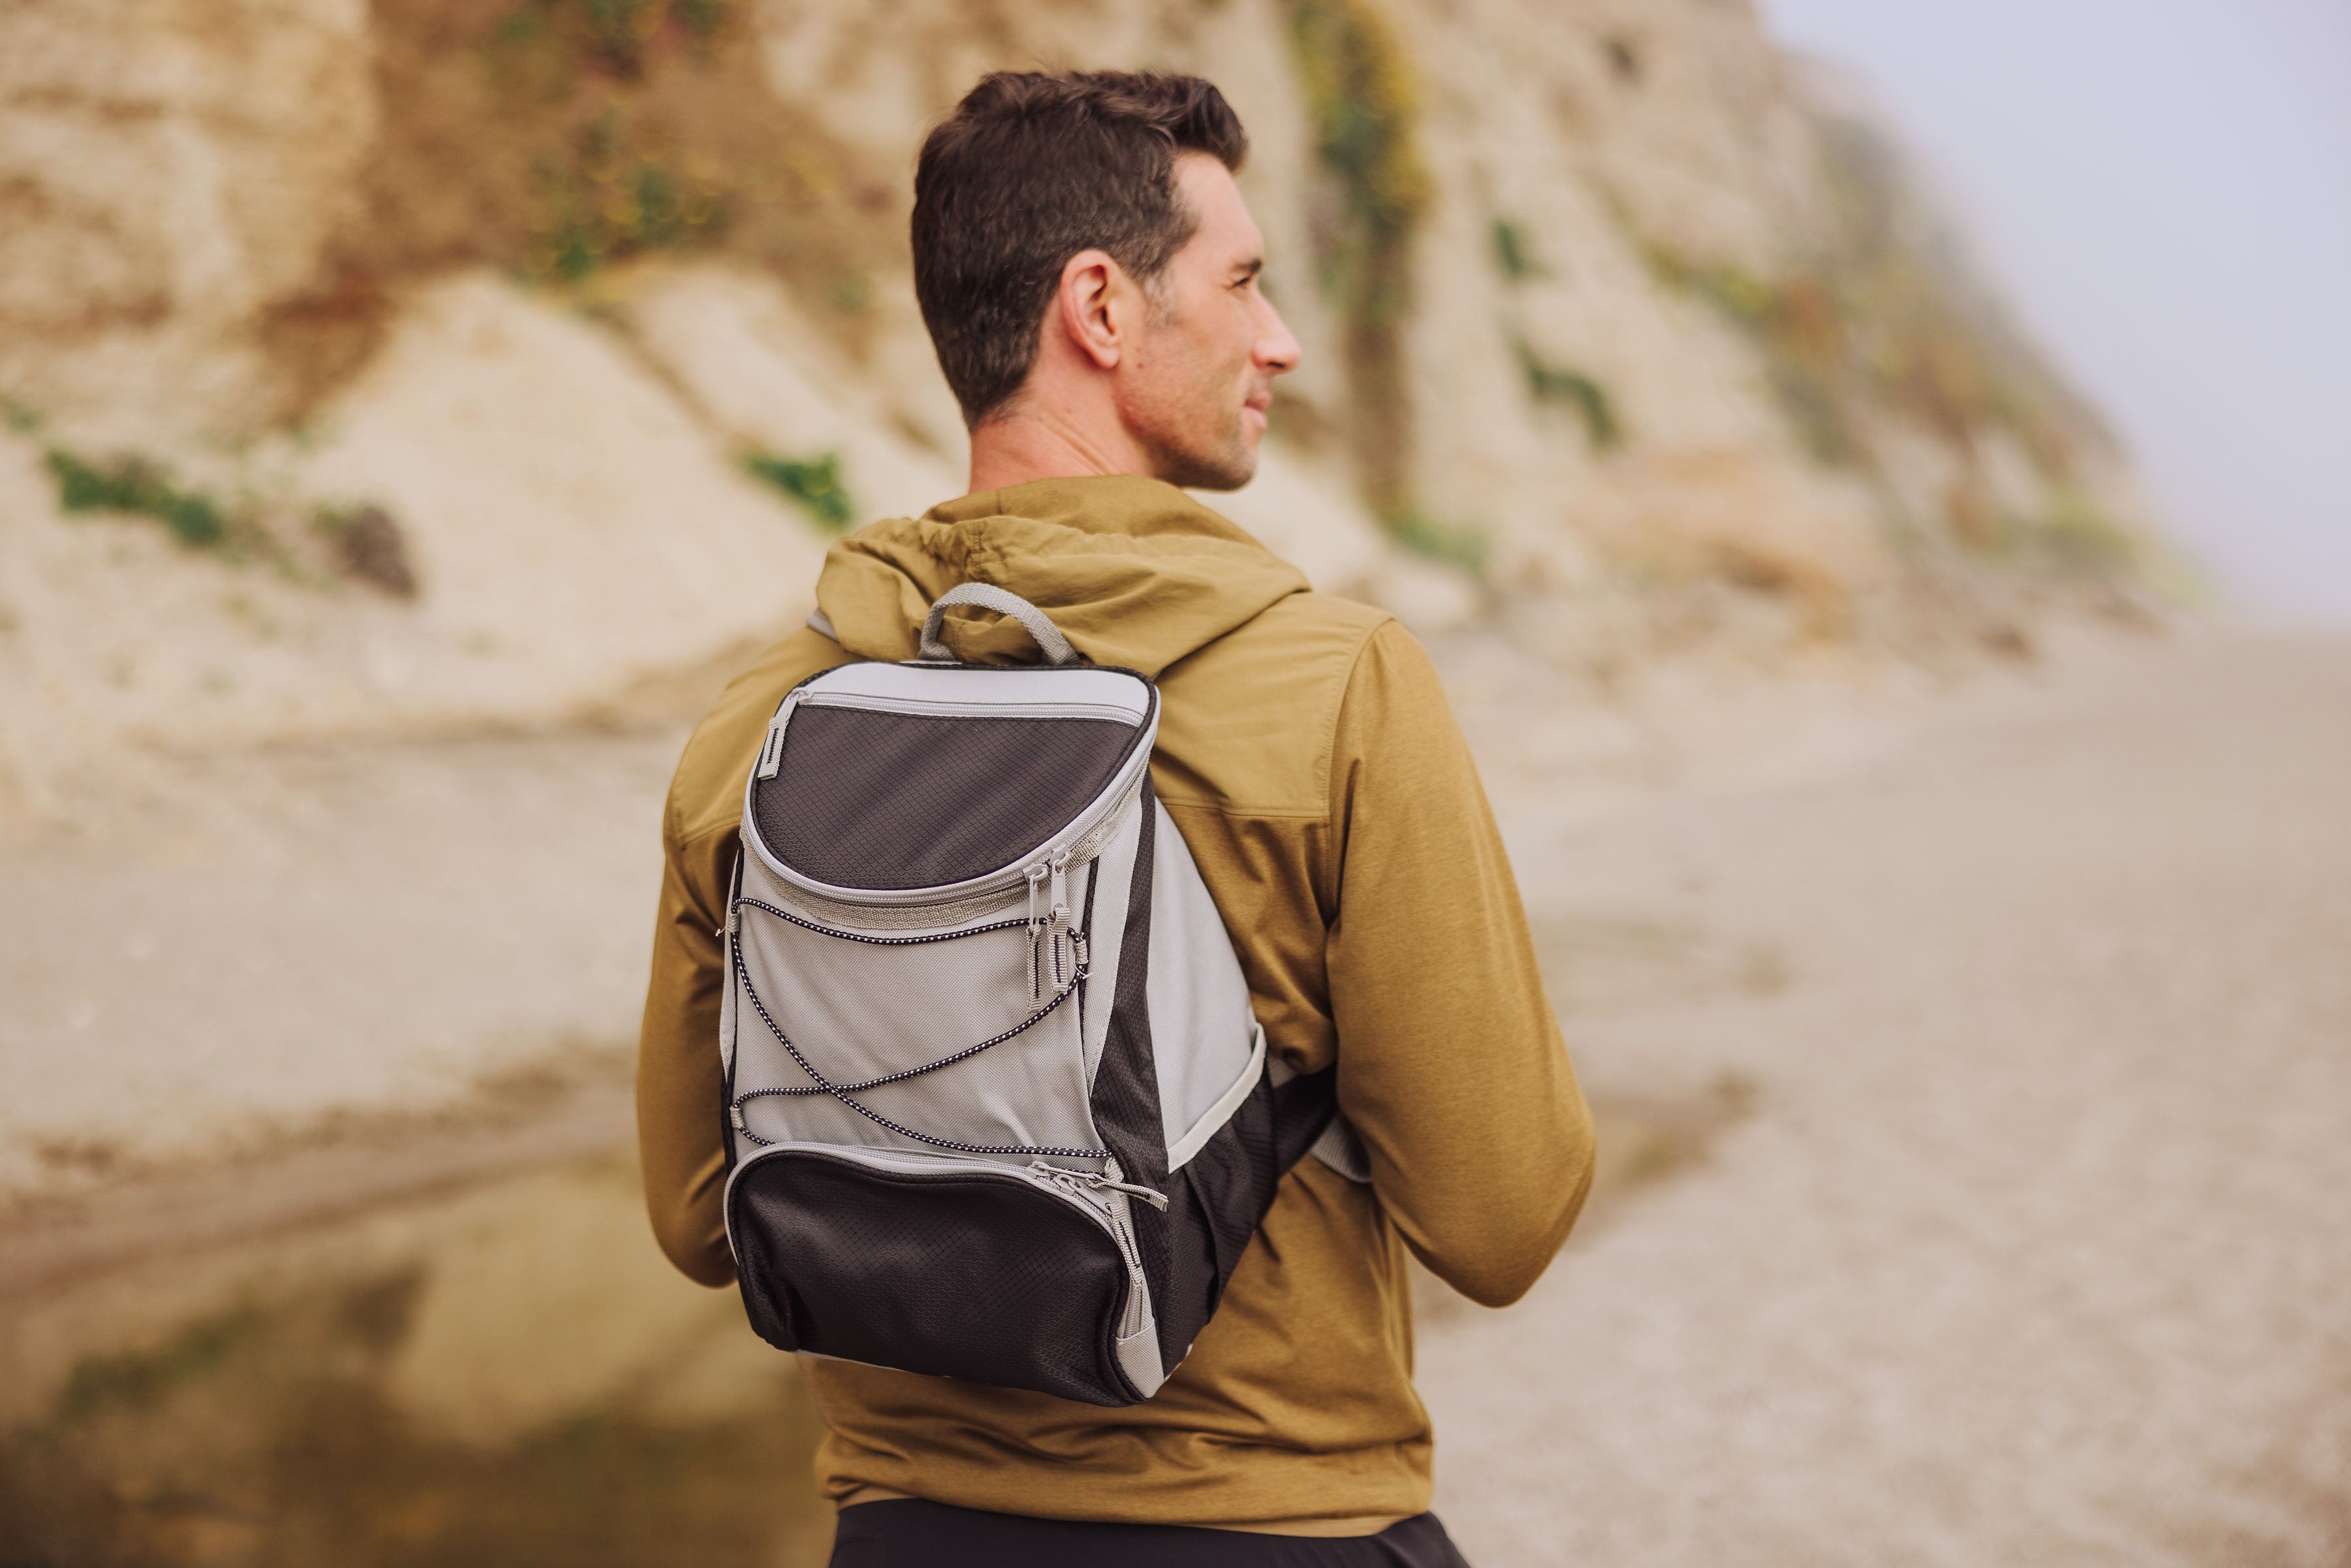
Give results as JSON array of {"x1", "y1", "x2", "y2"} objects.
[{"x1": 638, "y1": 70, "x2": 1594, "y2": 1565}]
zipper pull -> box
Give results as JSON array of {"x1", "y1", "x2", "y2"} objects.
[
  {"x1": 754, "y1": 696, "x2": 799, "y2": 781},
  {"x1": 1027, "y1": 1162, "x2": 1169, "y2": 1212},
  {"x1": 1025, "y1": 862, "x2": 1051, "y2": 1000},
  {"x1": 1045, "y1": 850, "x2": 1073, "y2": 993},
  {"x1": 1102, "y1": 1176, "x2": 1169, "y2": 1212}
]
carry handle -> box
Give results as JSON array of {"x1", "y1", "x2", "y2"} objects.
[{"x1": 916, "y1": 583, "x2": 1081, "y2": 667}]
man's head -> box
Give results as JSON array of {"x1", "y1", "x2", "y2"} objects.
[{"x1": 913, "y1": 71, "x2": 1300, "y2": 491}]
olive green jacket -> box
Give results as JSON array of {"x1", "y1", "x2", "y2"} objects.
[{"x1": 637, "y1": 475, "x2": 1593, "y2": 1533}]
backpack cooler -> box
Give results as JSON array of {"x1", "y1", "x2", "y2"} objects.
[{"x1": 720, "y1": 584, "x2": 1358, "y2": 1406}]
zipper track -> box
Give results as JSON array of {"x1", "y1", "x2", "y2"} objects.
[
  {"x1": 728, "y1": 938, "x2": 1101, "y2": 1159},
  {"x1": 798, "y1": 690, "x2": 1144, "y2": 724},
  {"x1": 724, "y1": 1142, "x2": 1117, "y2": 1258},
  {"x1": 732, "y1": 897, "x2": 1029, "y2": 948},
  {"x1": 745, "y1": 665, "x2": 1159, "y2": 907}
]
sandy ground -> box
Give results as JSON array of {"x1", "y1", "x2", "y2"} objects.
[
  {"x1": 1424, "y1": 629, "x2": 2351, "y2": 1566},
  {"x1": 0, "y1": 728, "x2": 684, "y2": 1197},
  {"x1": 3, "y1": 626, "x2": 2346, "y2": 1563}
]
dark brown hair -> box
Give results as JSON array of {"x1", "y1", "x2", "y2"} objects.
[{"x1": 912, "y1": 71, "x2": 1249, "y2": 426}]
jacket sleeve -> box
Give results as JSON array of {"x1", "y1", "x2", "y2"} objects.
[
  {"x1": 636, "y1": 807, "x2": 740, "y2": 1288},
  {"x1": 1322, "y1": 620, "x2": 1595, "y2": 1307}
]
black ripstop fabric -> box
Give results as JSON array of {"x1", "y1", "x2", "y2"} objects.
[
  {"x1": 756, "y1": 705, "x2": 1142, "y2": 891},
  {"x1": 1270, "y1": 1064, "x2": 1342, "y2": 1171},
  {"x1": 1157, "y1": 1077, "x2": 1286, "y2": 1362},
  {"x1": 1085, "y1": 782, "x2": 1176, "y2": 1358},
  {"x1": 728, "y1": 1151, "x2": 1134, "y2": 1405},
  {"x1": 1089, "y1": 782, "x2": 1350, "y2": 1373}
]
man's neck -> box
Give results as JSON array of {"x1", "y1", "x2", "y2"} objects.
[{"x1": 965, "y1": 402, "x2": 1157, "y2": 494}]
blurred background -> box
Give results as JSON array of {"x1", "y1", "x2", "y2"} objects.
[{"x1": 1, "y1": 1, "x2": 2344, "y2": 1563}]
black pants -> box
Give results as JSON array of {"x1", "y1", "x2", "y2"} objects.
[{"x1": 828, "y1": 1500, "x2": 1474, "y2": 1567}]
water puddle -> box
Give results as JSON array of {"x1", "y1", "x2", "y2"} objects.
[{"x1": 0, "y1": 1151, "x2": 831, "y2": 1567}]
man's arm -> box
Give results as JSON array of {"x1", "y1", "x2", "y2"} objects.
[
  {"x1": 1322, "y1": 620, "x2": 1596, "y2": 1307},
  {"x1": 637, "y1": 808, "x2": 743, "y2": 1288},
  {"x1": 639, "y1": 626, "x2": 848, "y2": 1285}
]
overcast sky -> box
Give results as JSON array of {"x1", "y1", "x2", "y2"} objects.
[{"x1": 1751, "y1": 0, "x2": 2351, "y2": 622}]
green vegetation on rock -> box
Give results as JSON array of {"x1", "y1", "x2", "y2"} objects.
[
  {"x1": 1515, "y1": 341, "x2": 1620, "y2": 450},
  {"x1": 1639, "y1": 249, "x2": 1857, "y2": 466},
  {"x1": 1632, "y1": 110, "x2": 2129, "y2": 577},
  {"x1": 1281, "y1": 0, "x2": 1431, "y2": 525},
  {"x1": 274, "y1": 0, "x2": 897, "y2": 395},
  {"x1": 745, "y1": 450, "x2": 855, "y2": 533},
  {"x1": 46, "y1": 447, "x2": 230, "y2": 550},
  {"x1": 531, "y1": 113, "x2": 732, "y2": 281},
  {"x1": 2004, "y1": 489, "x2": 2139, "y2": 576},
  {"x1": 1491, "y1": 216, "x2": 1542, "y2": 282},
  {"x1": 1392, "y1": 511, "x2": 1490, "y2": 575}
]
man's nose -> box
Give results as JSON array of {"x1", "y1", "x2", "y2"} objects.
[{"x1": 1255, "y1": 296, "x2": 1303, "y2": 377}]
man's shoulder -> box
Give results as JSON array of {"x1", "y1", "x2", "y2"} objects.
[
  {"x1": 666, "y1": 625, "x2": 850, "y2": 847},
  {"x1": 1151, "y1": 590, "x2": 1396, "y2": 820}
]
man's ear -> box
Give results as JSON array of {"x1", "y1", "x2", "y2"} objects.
[{"x1": 1055, "y1": 248, "x2": 1124, "y2": 372}]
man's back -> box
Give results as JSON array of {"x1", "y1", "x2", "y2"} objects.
[{"x1": 638, "y1": 475, "x2": 1593, "y2": 1534}]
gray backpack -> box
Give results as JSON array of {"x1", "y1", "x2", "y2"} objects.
[{"x1": 720, "y1": 584, "x2": 1355, "y2": 1405}]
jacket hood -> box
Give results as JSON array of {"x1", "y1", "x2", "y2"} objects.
[{"x1": 811, "y1": 475, "x2": 1309, "y2": 679}]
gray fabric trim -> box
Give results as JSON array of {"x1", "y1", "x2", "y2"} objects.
[
  {"x1": 918, "y1": 583, "x2": 1081, "y2": 666},
  {"x1": 1161, "y1": 1025, "x2": 1270, "y2": 1170},
  {"x1": 1144, "y1": 799, "x2": 1260, "y2": 1146},
  {"x1": 1308, "y1": 1114, "x2": 1373, "y2": 1183},
  {"x1": 750, "y1": 872, "x2": 1029, "y2": 933},
  {"x1": 1115, "y1": 1312, "x2": 1166, "y2": 1396},
  {"x1": 1266, "y1": 1055, "x2": 1374, "y2": 1183},
  {"x1": 1164, "y1": 1023, "x2": 1266, "y2": 1172},
  {"x1": 788, "y1": 660, "x2": 1149, "y2": 719},
  {"x1": 806, "y1": 606, "x2": 838, "y2": 641}
]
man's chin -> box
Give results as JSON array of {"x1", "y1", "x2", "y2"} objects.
[{"x1": 1155, "y1": 439, "x2": 1260, "y2": 493}]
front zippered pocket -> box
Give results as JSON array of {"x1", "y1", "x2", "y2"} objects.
[
  {"x1": 1032, "y1": 1160, "x2": 1157, "y2": 1341},
  {"x1": 724, "y1": 1144, "x2": 1151, "y2": 1405},
  {"x1": 742, "y1": 662, "x2": 1159, "y2": 909}
]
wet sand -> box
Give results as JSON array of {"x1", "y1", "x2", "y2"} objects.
[{"x1": 0, "y1": 1145, "x2": 832, "y2": 1567}]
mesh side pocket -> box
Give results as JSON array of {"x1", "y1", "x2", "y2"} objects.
[
  {"x1": 728, "y1": 1149, "x2": 1140, "y2": 1406},
  {"x1": 1152, "y1": 1074, "x2": 1285, "y2": 1368},
  {"x1": 756, "y1": 709, "x2": 1140, "y2": 890}
]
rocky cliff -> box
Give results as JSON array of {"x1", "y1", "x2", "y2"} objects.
[{"x1": 0, "y1": 0, "x2": 2154, "y2": 818}]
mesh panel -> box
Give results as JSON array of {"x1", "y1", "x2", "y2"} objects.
[
  {"x1": 729, "y1": 1150, "x2": 1136, "y2": 1406},
  {"x1": 756, "y1": 707, "x2": 1140, "y2": 890},
  {"x1": 1158, "y1": 1076, "x2": 1285, "y2": 1364},
  {"x1": 1088, "y1": 786, "x2": 1176, "y2": 1354},
  {"x1": 1089, "y1": 789, "x2": 1343, "y2": 1373}
]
